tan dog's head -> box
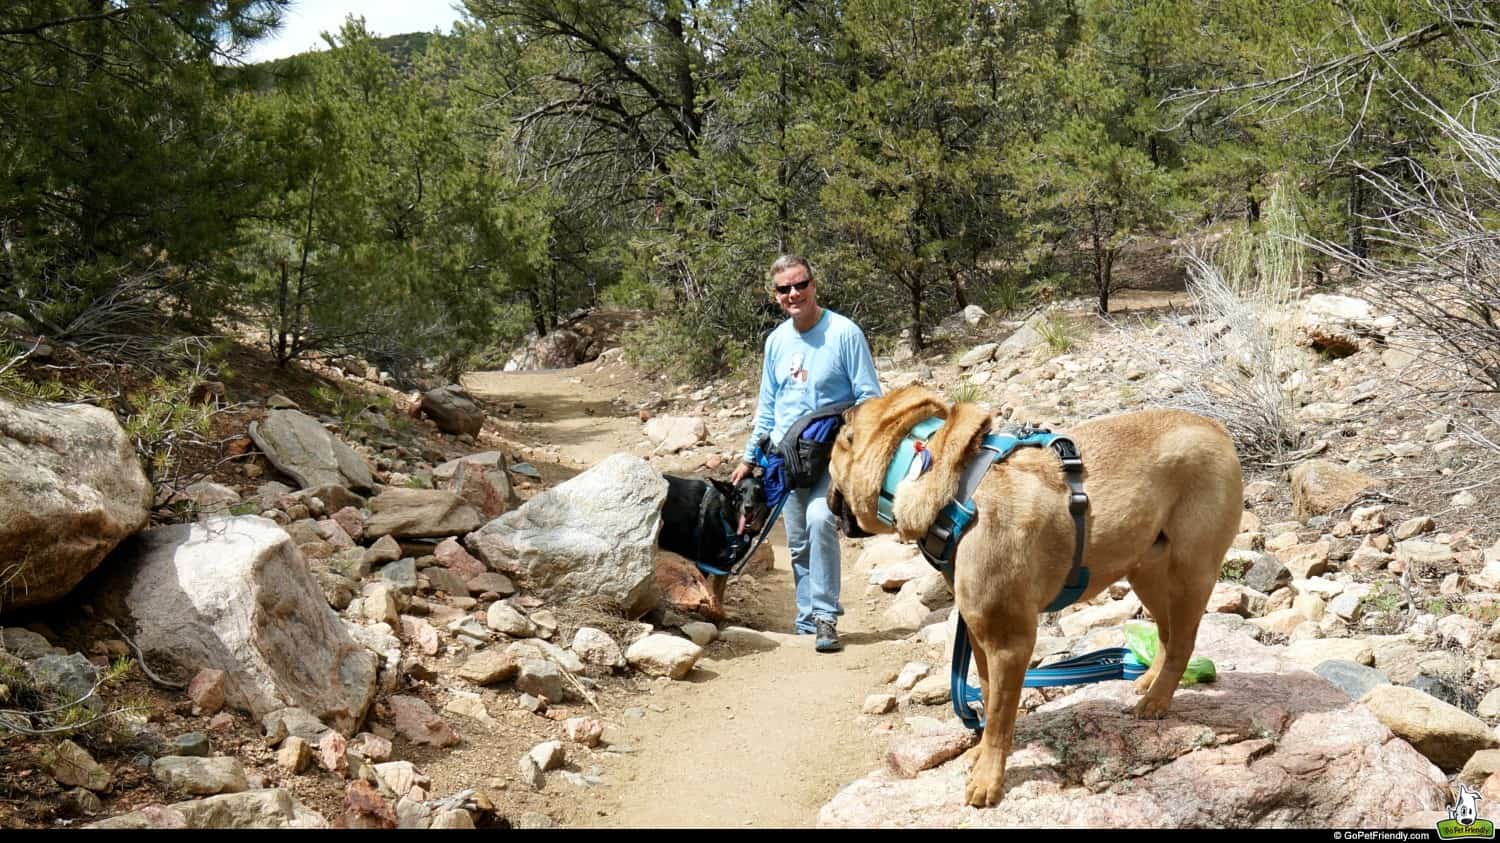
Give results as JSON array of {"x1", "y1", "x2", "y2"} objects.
[{"x1": 827, "y1": 385, "x2": 950, "y2": 538}]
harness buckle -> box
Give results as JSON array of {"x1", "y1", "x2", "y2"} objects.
[
  {"x1": 1049, "y1": 435, "x2": 1082, "y2": 465},
  {"x1": 1068, "y1": 491, "x2": 1088, "y2": 516}
]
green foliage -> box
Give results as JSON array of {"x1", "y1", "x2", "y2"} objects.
[
  {"x1": 947, "y1": 380, "x2": 986, "y2": 405},
  {"x1": 1160, "y1": 181, "x2": 1304, "y2": 466},
  {"x1": 0, "y1": 2, "x2": 290, "y2": 333},
  {"x1": 1219, "y1": 555, "x2": 1249, "y2": 584},
  {"x1": 622, "y1": 313, "x2": 741, "y2": 383},
  {"x1": 0, "y1": 344, "x2": 66, "y2": 402},
  {"x1": 122, "y1": 374, "x2": 216, "y2": 487},
  {"x1": 600, "y1": 276, "x2": 664, "y2": 311},
  {"x1": 229, "y1": 501, "x2": 261, "y2": 517},
  {"x1": 1036, "y1": 312, "x2": 1080, "y2": 356},
  {"x1": 310, "y1": 384, "x2": 396, "y2": 439},
  {"x1": 1, "y1": 0, "x2": 1495, "y2": 395},
  {"x1": 1360, "y1": 584, "x2": 1403, "y2": 616},
  {"x1": 231, "y1": 19, "x2": 550, "y2": 376}
]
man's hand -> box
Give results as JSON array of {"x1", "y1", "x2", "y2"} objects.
[{"x1": 729, "y1": 460, "x2": 754, "y2": 486}]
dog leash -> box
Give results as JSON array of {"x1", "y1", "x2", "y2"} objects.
[{"x1": 950, "y1": 613, "x2": 1147, "y2": 731}]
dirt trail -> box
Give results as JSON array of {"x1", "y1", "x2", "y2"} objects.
[{"x1": 462, "y1": 364, "x2": 905, "y2": 828}]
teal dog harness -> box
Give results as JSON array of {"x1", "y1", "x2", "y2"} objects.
[
  {"x1": 876, "y1": 418, "x2": 1091, "y2": 612},
  {"x1": 875, "y1": 416, "x2": 1139, "y2": 731}
]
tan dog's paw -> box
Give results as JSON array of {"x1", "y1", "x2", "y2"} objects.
[
  {"x1": 1133, "y1": 694, "x2": 1172, "y2": 720},
  {"x1": 964, "y1": 753, "x2": 1006, "y2": 807},
  {"x1": 1132, "y1": 672, "x2": 1156, "y2": 695}
]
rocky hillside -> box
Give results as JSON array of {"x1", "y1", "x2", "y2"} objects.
[{"x1": 1, "y1": 285, "x2": 1498, "y2": 829}]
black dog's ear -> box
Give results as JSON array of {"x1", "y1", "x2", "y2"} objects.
[{"x1": 710, "y1": 478, "x2": 739, "y2": 500}]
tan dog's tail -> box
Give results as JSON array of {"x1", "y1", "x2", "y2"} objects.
[{"x1": 891, "y1": 401, "x2": 993, "y2": 541}]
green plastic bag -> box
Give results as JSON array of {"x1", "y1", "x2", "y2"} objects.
[{"x1": 1122, "y1": 621, "x2": 1217, "y2": 686}]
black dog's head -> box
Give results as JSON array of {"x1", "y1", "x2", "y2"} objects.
[{"x1": 712, "y1": 474, "x2": 769, "y2": 536}]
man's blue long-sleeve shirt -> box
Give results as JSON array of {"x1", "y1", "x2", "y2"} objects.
[{"x1": 743, "y1": 308, "x2": 883, "y2": 464}]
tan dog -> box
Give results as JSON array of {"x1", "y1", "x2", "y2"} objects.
[{"x1": 826, "y1": 385, "x2": 1243, "y2": 807}]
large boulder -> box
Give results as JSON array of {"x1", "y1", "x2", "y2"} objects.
[
  {"x1": 0, "y1": 396, "x2": 151, "y2": 612},
  {"x1": 819, "y1": 622, "x2": 1448, "y2": 828},
  {"x1": 533, "y1": 329, "x2": 584, "y2": 370},
  {"x1": 105, "y1": 516, "x2": 377, "y2": 735},
  {"x1": 87, "y1": 789, "x2": 328, "y2": 829},
  {"x1": 248, "y1": 410, "x2": 374, "y2": 493},
  {"x1": 465, "y1": 453, "x2": 666, "y2": 618},
  {"x1": 1359, "y1": 685, "x2": 1500, "y2": 771},
  {"x1": 419, "y1": 385, "x2": 484, "y2": 438}
]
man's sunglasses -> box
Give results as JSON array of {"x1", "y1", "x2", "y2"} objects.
[{"x1": 774, "y1": 279, "x2": 812, "y2": 295}]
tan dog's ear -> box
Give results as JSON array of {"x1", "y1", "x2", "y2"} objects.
[
  {"x1": 891, "y1": 401, "x2": 993, "y2": 540},
  {"x1": 840, "y1": 387, "x2": 948, "y2": 521}
]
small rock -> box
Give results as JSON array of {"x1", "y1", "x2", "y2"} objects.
[
  {"x1": 564, "y1": 718, "x2": 604, "y2": 747},
  {"x1": 486, "y1": 602, "x2": 538, "y2": 638},
  {"x1": 185, "y1": 668, "x2": 227, "y2": 716},
  {"x1": 528, "y1": 740, "x2": 567, "y2": 772},
  {"x1": 170, "y1": 732, "x2": 211, "y2": 758},
  {"x1": 624, "y1": 634, "x2": 702, "y2": 680},
  {"x1": 1394, "y1": 516, "x2": 1435, "y2": 540},
  {"x1": 894, "y1": 662, "x2": 931, "y2": 691},
  {"x1": 886, "y1": 727, "x2": 978, "y2": 778},
  {"x1": 680, "y1": 622, "x2": 718, "y2": 647},
  {"x1": 386, "y1": 695, "x2": 460, "y2": 748},
  {"x1": 1360, "y1": 684, "x2": 1499, "y2": 770},
  {"x1": 1312, "y1": 660, "x2": 1390, "y2": 701},
  {"x1": 150, "y1": 756, "x2": 248, "y2": 796},
  {"x1": 60, "y1": 787, "x2": 104, "y2": 816},
  {"x1": 318, "y1": 730, "x2": 348, "y2": 775},
  {"x1": 907, "y1": 675, "x2": 950, "y2": 705},
  {"x1": 277, "y1": 736, "x2": 312, "y2": 773},
  {"x1": 44, "y1": 740, "x2": 112, "y2": 792},
  {"x1": 517, "y1": 754, "x2": 545, "y2": 791}
]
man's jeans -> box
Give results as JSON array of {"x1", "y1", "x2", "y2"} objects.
[{"x1": 783, "y1": 470, "x2": 842, "y2": 633}]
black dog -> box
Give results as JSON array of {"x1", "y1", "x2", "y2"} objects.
[{"x1": 659, "y1": 473, "x2": 770, "y2": 610}]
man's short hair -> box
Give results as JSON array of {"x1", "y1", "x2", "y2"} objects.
[{"x1": 768, "y1": 254, "x2": 813, "y2": 281}]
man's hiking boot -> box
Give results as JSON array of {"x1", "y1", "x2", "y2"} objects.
[{"x1": 815, "y1": 618, "x2": 842, "y2": 653}]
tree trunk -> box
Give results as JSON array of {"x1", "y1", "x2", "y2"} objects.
[
  {"x1": 1100, "y1": 247, "x2": 1114, "y2": 315},
  {"x1": 546, "y1": 264, "x2": 559, "y2": 331},
  {"x1": 1347, "y1": 168, "x2": 1367, "y2": 260},
  {"x1": 662, "y1": 3, "x2": 700, "y2": 155},
  {"x1": 274, "y1": 259, "x2": 290, "y2": 366},
  {"x1": 526, "y1": 287, "x2": 546, "y2": 337},
  {"x1": 934, "y1": 213, "x2": 967, "y2": 310},
  {"x1": 1090, "y1": 206, "x2": 1109, "y2": 314},
  {"x1": 776, "y1": 52, "x2": 789, "y2": 252},
  {"x1": 908, "y1": 275, "x2": 925, "y2": 352}
]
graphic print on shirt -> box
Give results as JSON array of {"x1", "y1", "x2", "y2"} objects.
[{"x1": 788, "y1": 351, "x2": 808, "y2": 384}]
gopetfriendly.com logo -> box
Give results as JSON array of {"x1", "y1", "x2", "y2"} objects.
[{"x1": 1437, "y1": 784, "x2": 1496, "y2": 841}]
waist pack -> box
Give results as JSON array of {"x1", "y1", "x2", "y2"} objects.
[{"x1": 759, "y1": 401, "x2": 855, "y2": 507}]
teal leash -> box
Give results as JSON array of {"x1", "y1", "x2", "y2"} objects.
[{"x1": 950, "y1": 614, "x2": 1147, "y2": 731}]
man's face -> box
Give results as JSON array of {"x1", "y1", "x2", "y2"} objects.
[{"x1": 772, "y1": 264, "x2": 817, "y2": 322}]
